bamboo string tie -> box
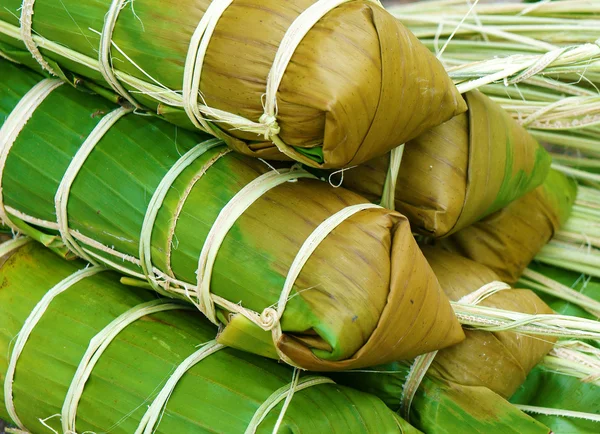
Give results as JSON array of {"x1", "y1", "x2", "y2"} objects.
[
  {"x1": 19, "y1": 0, "x2": 58, "y2": 76},
  {"x1": 400, "y1": 280, "x2": 511, "y2": 420},
  {"x1": 164, "y1": 148, "x2": 232, "y2": 279},
  {"x1": 245, "y1": 370, "x2": 335, "y2": 434},
  {"x1": 139, "y1": 138, "x2": 223, "y2": 296},
  {"x1": 194, "y1": 168, "x2": 316, "y2": 323},
  {"x1": 135, "y1": 340, "x2": 225, "y2": 434},
  {"x1": 55, "y1": 106, "x2": 132, "y2": 265},
  {"x1": 0, "y1": 78, "x2": 63, "y2": 232},
  {"x1": 380, "y1": 144, "x2": 405, "y2": 209},
  {"x1": 61, "y1": 299, "x2": 194, "y2": 434},
  {"x1": 4, "y1": 265, "x2": 105, "y2": 431},
  {"x1": 100, "y1": 0, "x2": 143, "y2": 107}
]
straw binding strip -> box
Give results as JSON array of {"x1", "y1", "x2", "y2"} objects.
[
  {"x1": 515, "y1": 405, "x2": 600, "y2": 423},
  {"x1": 0, "y1": 78, "x2": 63, "y2": 232},
  {"x1": 136, "y1": 340, "x2": 225, "y2": 434},
  {"x1": 139, "y1": 137, "x2": 223, "y2": 296},
  {"x1": 55, "y1": 106, "x2": 132, "y2": 265},
  {"x1": 164, "y1": 148, "x2": 232, "y2": 279},
  {"x1": 195, "y1": 167, "x2": 316, "y2": 325},
  {"x1": 245, "y1": 373, "x2": 335, "y2": 434},
  {"x1": 400, "y1": 280, "x2": 511, "y2": 419},
  {"x1": 100, "y1": 0, "x2": 142, "y2": 107},
  {"x1": 380, "y1": 144, "x2": 405, "y2": 209},
  {"x1": 4, "y1": 265, "x2": 105, "y2": 430},
  {"x1": 19, "y1": 0, "x2": 58, "y2": 76},
  {"x1": 61, "y1": 299, "x2": 194, "y2": 433},
  {"x1": 0, "y1": 237, "x2": 31, "y2": 258}
]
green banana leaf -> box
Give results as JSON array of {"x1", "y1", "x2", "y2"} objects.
[
  {"x1": 333, "y1": 363, "x2": 550, "y2": 434},
  {"x1": 441, "y1": 169, "x2": 577, "y2": 283},
  {"x1": 0, "y1": 240, "x2": 419, "y2": 433},
  {"x1": 0, "y1": 59, "x2": 465, "y2": 370},
  {"x1": 511, "y1": 367, "x2": 600, "y2": 434},
  {"x1": 342, "y1": 90, "x2": 551, "y2": 237},
  {"x1": 0, "y1": 0, "x2": 466, "y2": 168}
]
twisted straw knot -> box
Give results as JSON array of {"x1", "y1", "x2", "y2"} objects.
[
  {"x1": 259, "y1": 307, "x2": 279, "y2": 331},
  {"x1": 259, "y1": 113, "x2": 280, "y2": 140}
]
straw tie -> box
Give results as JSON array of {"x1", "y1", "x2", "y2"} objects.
[
  {"x1": 138, "y1": 138, "x2": 224, "y2": 296},
  {"x1": 0, "y1": 78, "x2": 63, "y2": 233},
  {"x1": 400, "y1": 280, "x2": 511, "y2": 420},
  {"x1": 245, "y1": 370, "x2": 335, "y2": 434},
  {"x1": 55, "y1": 106, "x2": 132, "y2": 265},
  {"x1": 19, "y1": 0, "x2": 58, "y2": 76},
  {"x1": 4, "y1": 264, "x2": 105, "y2": 431},
  {"x1": 380, "y1": 144, "x2": 406, "y2": 210},
  {"x1": 61, "y1": 299, "x2": 193, "y2": 433},
  {"x1": 100, "y1": 0, "x2": 143, "y2": 108}
]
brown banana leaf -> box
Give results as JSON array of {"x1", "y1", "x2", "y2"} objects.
[
  {"x1": 0, "y1": 58, "x2": 464, "y2": 371},
  {"x1": 342, "y1": 90, "x2": 552, "y2": 237},
  {"x1": 441, "y1": 169, "x2": 578, "y2": 283},
  {"x1": 422, "y1": 247, "x2": 556, "y2": 399},
  {"x1": 0, "y1": 0, "x2": 466, "y2": 168},
  {"x1": 0, "y1": 240, "x2": 419, "y2": 433}
]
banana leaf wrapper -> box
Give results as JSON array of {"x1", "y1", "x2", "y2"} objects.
[
  {"x1": 0, "y1": 60, "x2": 464, "y2": 370},
  {"x1": 0, "y1": 241, "x2": 419, "y2": 434},
  {"x1": 342, "y1": 90, "x2": 552, "y2": 237},
  {"x1": 0, "y1": 0, "x2": 466, "y2": 169},
  {"x1": 333, "y1": 363, "x2": 551, "y2": 434},
  {"x1": 440, "y1": 169, "x2": 578, "y2": 284}
]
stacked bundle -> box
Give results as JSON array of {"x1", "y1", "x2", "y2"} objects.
[
  {"x1": 1, "y1": 0, "x2": 599, "y2": 433},
  {"x1": 0, "y1": 0, "x2": 465, "y2": 167}
]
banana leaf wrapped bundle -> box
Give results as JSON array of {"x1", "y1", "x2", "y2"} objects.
[
  {"x1": 440, "y1": 170, "x2": 577, "y2": 284},
  {"x1": 0, "y1": 59, "x2": 465, "y2": 370},
  {"x1": 334, "y1": 249, "x2": 556, "y2": 432},
  {"x1": 0, "y1": 239, "x2": 419, "y2": 434},
  {"x1": 0, "y1": 0, "x2": 466, "y2": 168},
  {"x1": 341, "y1": 90, "x2": 552, "y2": 237}
]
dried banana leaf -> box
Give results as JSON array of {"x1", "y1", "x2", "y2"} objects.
[
  {"x1": 342, "y1": 90, "x2": 551, "y2": 237},
  {"x1": 334, "y1": 363, "x2": 551, "y2": 434},
  {"x1": 441, "y1": 169, "x2": 578, "y2": 283},
  {"x1": 0, "y1": 59, "x2": 464, "y2": 370},
  {"x1": 0, "y1": 240, "x2": 419, "y2": 433},
  {"x1": 0, "y1": 0, "x2": 466, "y2": 168}
]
